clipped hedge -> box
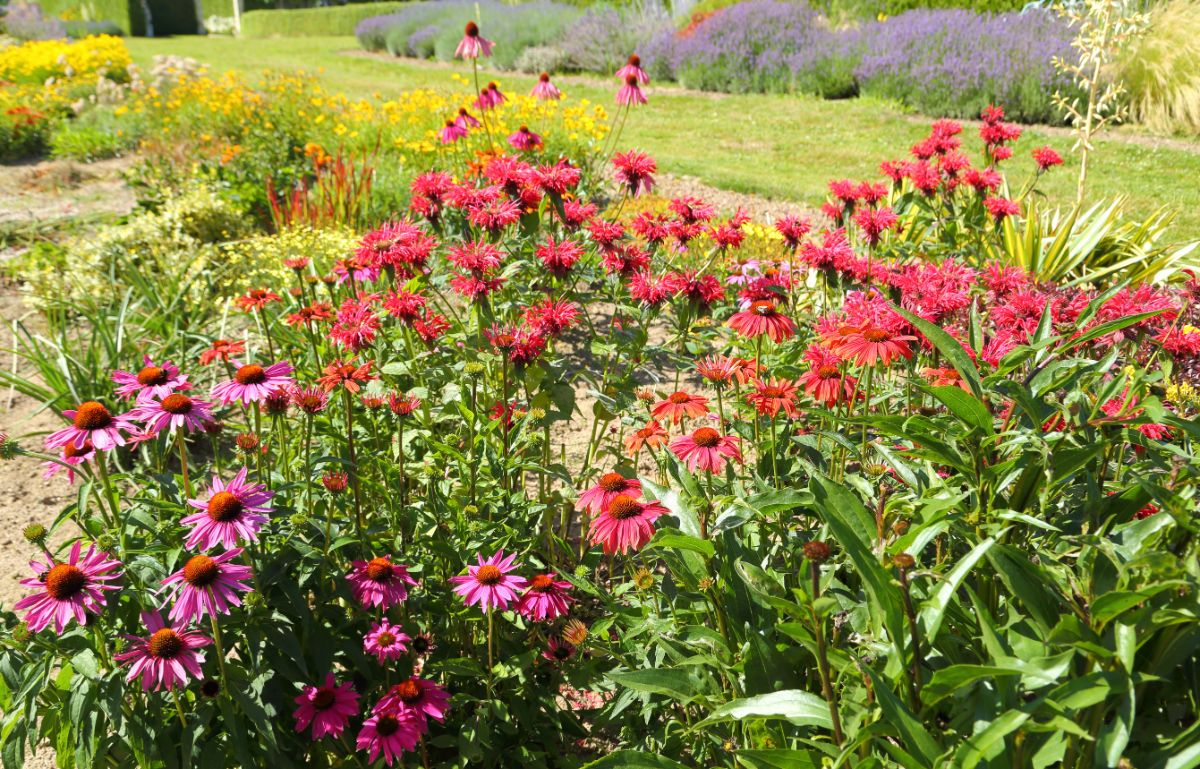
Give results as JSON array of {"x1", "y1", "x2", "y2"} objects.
[
  {"x1": 240, "y1": 2, "x2": 409, "y2": 38},
  {"x1": 33, "y1": 0, "x2": 147, "y2": 35}
]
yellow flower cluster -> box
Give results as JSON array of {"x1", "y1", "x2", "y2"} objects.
[{"x1": 0, "y1": 35, "x2": 131, "y2": 85}]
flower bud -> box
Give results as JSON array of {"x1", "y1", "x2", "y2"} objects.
[{"x1": 802, "y1": 540, "x2": 832, "y2": 563}]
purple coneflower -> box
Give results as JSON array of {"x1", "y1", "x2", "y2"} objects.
[
  {"x1": 364, "y1": 620, "x2": 411, "y2": 664},
  {"x1": 357, "y1": 707, "x2": 423, "y2": 765},
  {"x1": 294, "y1": 674, "x2": 360, "y2": 741},
  {"x1": 376, "y1": 676, "x2": 451, "y2": 725},
  {"x1": 161, "y1": 549, "x2": 254, "y2": 624},
  {"x1": 517, "y1": 573, "x2": 574, "y2": 621},
  {"x1": 531, "y1": 72, "x2": 561, "y2": 101},
  {"x1": 112, "y1": 357, "x2": 188, "y2": 400},
  {"x1": 508, "y1": 125, "x2": 543, "y2": 151},
  {"x1": 129, "y1": 393, "x2": 215, "y2": 435},
  {"x1": 616, "y1": 74, "x2": 647, "y2": 107},
  {"x1": 454, "y1": 21, "x2": 493, "y2": 59},
  {"x1": 115, "y1": 611, "x2": 210, "y2": 692},
  {"x1": 347, "y1": 556, "x2": 418, "y2": 610},
  {"x1": 616, "y1": 53, "x2": 649, "y2": 84},
  {"x1": 449, "y1": 550, "x2": 527, "y2": 612},
  {"x1": 45, "y1": 401, "x2": 135, "y2": 452},
  {"x1": 181, "y1": 467, "x2": 273, "y2": 550},
  {"x1": 15, "y1": 541, "x2": 122, "y2": 633},
  {"x1": 210, "y1": 361, "x2": 294, "y2": 406},
  {"x1": 440, "y1": 119, "x2": 468, "y2": 144}
]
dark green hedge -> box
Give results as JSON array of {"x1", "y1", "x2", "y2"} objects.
[{"x1": 240, "y1": 2, "x2": 408, "y2": 38}]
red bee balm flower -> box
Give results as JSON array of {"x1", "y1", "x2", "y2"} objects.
[
  {"x1": 670, "y1": 427, "x2": 744, "y2": 473},
  {"x1": 588, "y1": 494, "x2": 668, "y2": 554},
  {"x1": 728, "y1": 300, "x2": 796, "y2": 343}
]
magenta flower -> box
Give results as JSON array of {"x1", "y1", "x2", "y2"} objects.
[
  {"x1": 612, "y1": 150, "x2": 656, "y2": 197},
  {"x1": 440, "y1": 119, "x2": 468, "y2": 144},
  {"x1": 508, "y1": 125, "x2": 543, "y2": 151},
  {"x1": 449, "y1": 550, "x2": 527, "y2": 612},
  {"x1": 128, "y1": 393, "x2": 215, "y2": 435},
  {"x1": 455, "y1": 107, "x2": 481, "y2": 130},
  {"x1": 210, "y1": 360, "x2": 294, "y2": 406},
  {"x1": 669, "y1": 428, "x2": 744, "y2": 473},
  {"x1": 112, "y1": 357, "x2": 188, "y2": 400},
  {"x1": 347, "y1": 556, "x2": 418, "y2": 610},
  {"x1": 42, "y1": 440, "x2": 94, "y2": 485},
  {"x1": 588, "y1": 495, "x2": 668, "y2": 554},
  {"x1": 543, "y1": 637, "x2": 576, "y2": 664},
  {"x1": 364, "y1": 620, "x2": 411, "y2": 664},
  {"x1": 616, "y1": 54, "x2": 649, "y2": 84},
  {"x1": 294, "y1": 674, "x2": 360, "y2": 741},
  {"x1": 161, "y1": 549, "x2": 254, "y2": 624},
  {"x1": 531, "y1": 72, "x2": 562, "y2": 101},
  {"x1": 357, "y1": 707, "x2": 423, "y2": 765},
  {"x1": 475, "y1": 82, "x2": 506, "y2": 111},
  {"x1": 15, "y1": 541, "x2": 122, "y2": 633},
  {"x1": 181, "y1": 467, "x2": 273, "y2": 551},
  {"x1": 575, "y1": 472, "x2": 643, "y2": 515},
  {"x1": 45, "y1": 401, "x2": 135, "y2": 452},
  {"x1": 616, "y1": 74, "x2": 647, "y2": 106},
  {"x1": 115, "y1": 611, "x2": 210, "y2": 692},
  {"x1": 376, "y1": 676, "x2": 451, "y2": 725},
  {"x1": 454, "y1": 21, "x2": 493, "y2": 59},
  {"x1": 517, "y1": 573, "x2": 574, "y2": 621}
]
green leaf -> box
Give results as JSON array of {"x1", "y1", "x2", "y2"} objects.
[
  {"x1": 697, "y1": 690, "x2": 832, "y2": 730},
  {"x1": 925, "y1": 385, "x2": 993, "y2": 434},
  {"x1": 582, "y1": 752, "x2": 692, "y2": 769},
  {"x1": 860, "y1": 664, "x2": 941, "y2": 768},
  {"x1": 608, "y1": 669, "x2": 708, "y2": 703},
  {"x1": 893, "y1": 305, "x2": 982, "y2": 399},
  {"x1": 643, "y1": 479, "x2": 701, "y2": 539},
  {"x1": 923, "y1": 665, "x2": 1022, "y2": 705},
  {"x1": 736, "y1": 749, "x2": 825, "y2": 769},
  {"x1": 920, "y1": 536, "x2": 995, "y2": 643},
  {"x1": 649, "y1": 529, "x2": 715, "y2": 559}
]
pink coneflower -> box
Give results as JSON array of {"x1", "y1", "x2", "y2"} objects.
[
  {"x1": 210, "y1": 361, "x2": 294, "y2": 406},
  {"x1": 625, "y1": 420, "x2": 668, "y2": 456},
  {"x1": 833, "y1": 323, "x2": 914, "y2": 367},
  {"x1": 235, "y1": 288, "x2": 282, "y2": 313},
  {"x1": 115, "y1": 611, "x2": 210, "y2": 692},
  {"x1": 476, "y1": 82, "x2": 506, "y2": 111},
  {"x1": 45, "y1": 401, "x2": 135, "y2": 452},
  {"x1": 612, "y1": 150, "x2": 656, "y2": 197},
  {"x1": 376, "y1": 676, "x2": 451, "y2": 724},
  {"x1": 575, "y1": 472, "x2": 643, "y2": 515},
  {"x1": 294, "y1": 674, "x2": 360, "y2": 741},
  {"x1": 161, "y1": 549, "x2": 254, "y2": 624},
  {"x1": 670, "y1": 427, "x2": 743, "y2": 473},
  {"x1": 388, "y1": 392, "x2": 422, "y2": 416},
  {"x1": 531, "y1": 72, "x2": 562, "y2": 100},
  {"x1": 357, "y1": 708, "x2": 423, "y2": 765},
  {"x1": 291, "y1": 386, "x2": 329, "y2": 415},
  {"x1": 798, "y1": 346, "x2": 857, "y2": 407},
  {"x1": 616, "y1": 74, "x2": 647, "y2": 106},
  {"x1": 181, "y1": 467, "x2": 273, "y2": 551},
  {"x1": 455, "y1": 107, "x2": 481, "y2": 130},
  {"x1": 15, "y1": 541, "x2": 121, "y2": 633},
  {"x1": 616, "y1": 54, "x2": 649, "y2": 84},
  {"x1": 439, "y1": 119, "x2": 468, "y2": 144},
  {"x1": 588, "y1": 494, "x2": 668, "y2": 554},
  {"x1": 42, "y1": 440, "x2": 94, "y2": 484},
  {"x1": 455, "y1": 21, "x2": 493, "y2": 59},
  {"x1": 651, "y1": 391, "x2": 710, "y2": 425},
  {"x1": 347, "y1": 556, "x2": 418, "y2": 610},
  {"x1": 517, "y1": 573, "x2": 574, "y2": 621},
  {"x1": 128, "y1": 393, "x2": 215, "y2": 435},
  {"x1": 543, "y1": 637, "x2": 576, "y2": 664},
  {"x1": 449, "y1": 550, "x2": 527, "y2": 612},
  {"x1": 508, "y1": 125, "x2": 543, "y2": 151},
  {"x1": 112, "y1": 357, "x2": 188, "y2": 400},
  {"x1": 747, "y1": 377, "x2": 802, "y2": 419},
  {"x1": 364, "y1": 620, "x2": 411, "y2": 664},
  {"x1": 728, "y1": 300, "x2": 796, "y2": 343}
]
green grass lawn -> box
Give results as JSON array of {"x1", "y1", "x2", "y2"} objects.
[{"x1": 128, "y1": 35, "x2": 1200, "y2": 240}]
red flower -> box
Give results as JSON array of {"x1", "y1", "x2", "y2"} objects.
[
  {"x1": 728, "y1": 300, "x2": 795, "y2": 343},
  {"x1": 612, "y1": 150, "x2": 656, "y2": 197},
  {"x1": 236, "y1": 289, "x2": 282, "y2": 313},
  {"x1": 831, "y1": 323, "x2": 914, "y2": 368},
  {"x1": 199, "y1": 339, "x2": 245, "y2": 366},
  {"x1": 670, "y1": 427, "x2": 743, "y2": 473},
  {"x1": 413, "y1": 312, "x2": 450, "y2": 344},
  {"x1": 535, "y1": 236, "x2": 584, "y2": 278},
  {"x1": 650, "y1": 391, "x2": 709, "y2": 425},
  {"x1": 983, "y1": 196, "x2": 1020, "y2": 222},
  {"x1": 588, "y1": 494, "x2": 667, "y2": 554},
  {"x1": 747, "y1": 377, "x2": 801, "y2": 419},
  {"x1": 316, "y1": 359, "x2": 376, "y2": 393},
  {"x1": 625, "y1": 420, "x2": 668, "y2": 456},
  {"x1": 1032, "y1": 146, "x2": 1063, "y2": 171},
  {"x1": 798, "y1": 345, "x2": 857, "y2": 407}
]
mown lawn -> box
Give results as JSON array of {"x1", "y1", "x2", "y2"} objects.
[{"x1": 128, "y1": 35, "x2": 1200, "y2": 240}]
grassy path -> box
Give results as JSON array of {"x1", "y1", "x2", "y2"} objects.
[{"x1": 129, "y1": 35, "x2": 1200, "y2": 240}]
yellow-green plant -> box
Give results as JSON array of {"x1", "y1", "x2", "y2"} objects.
[
  {"x1": 1052, "y1": 0, "x2": 1150, "y2": 203},
  {"x1": 1114, "y1": 0, "x2": 1200, "y2": 135}
]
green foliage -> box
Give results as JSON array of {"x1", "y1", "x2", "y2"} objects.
[
  {"x1": 49, "y1": 105, "x2": 140, "y2": 161},
  {"x1": 240, "y1": 1, "x2": 409, "y2": 38},
  {"x1": 33, "y1": 0, "x2": 147, "y2": 35},
  {"x1": 1115, "y1": 0, "x2": 1200, "y2": 135}
]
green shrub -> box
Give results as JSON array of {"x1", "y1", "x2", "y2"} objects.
[
  {"x1": 49, "y1": 105, "x2": 140, "y2": 161},
  {"x1": 33, "y1": 0, "x2": 148, "y2": 36},
  {"x1": 1116, "y1": 0, "x2": 1200, "y2": 136},
  {"x1": 0, "y1": 105, "x2": 52, "y2": 162},
  {"x1": 240, "y1": 2, "x2": 409, "y2": 38}
]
